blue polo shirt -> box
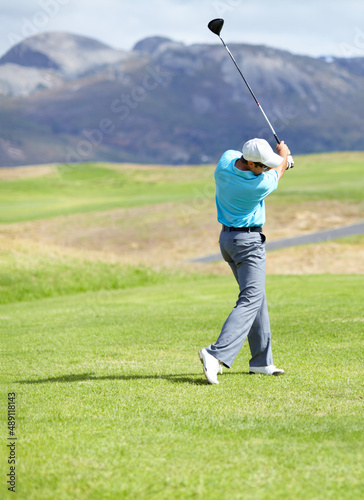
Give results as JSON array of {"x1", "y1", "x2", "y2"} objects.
[{"x1": 214, "y1": 150, "x2": 279, "y2": 227}]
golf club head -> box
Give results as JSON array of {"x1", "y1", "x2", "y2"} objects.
[{"x1": 208, "y1": 18, "x2": 224, "y2": 36}]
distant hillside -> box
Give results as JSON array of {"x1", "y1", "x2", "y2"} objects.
[{"x1": 0, "y1": 32, "x2": 364, "y2": 167}]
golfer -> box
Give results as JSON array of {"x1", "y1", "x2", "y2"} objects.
[{"x1": 199, "y1": 138, "x2": 291, "y2": 384}]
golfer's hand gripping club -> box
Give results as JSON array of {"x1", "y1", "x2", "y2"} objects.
[
  {"x1": 276, "y1": 141, "x2": 293, "y2": 170},
  {"x1": 286, "y1": 154, "x2": 294, "y2": 169},
  {"x1": 208, "y1": 18, "x2": 295, "y2": 169}
]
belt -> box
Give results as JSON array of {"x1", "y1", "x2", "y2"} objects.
[{"x1": 222, "y1": 225, "x2": 262, "y2": 233}]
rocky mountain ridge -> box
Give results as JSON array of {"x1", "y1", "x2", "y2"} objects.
[{"x1": 0, "y1": 32, "x2": 363, "y2": 166}]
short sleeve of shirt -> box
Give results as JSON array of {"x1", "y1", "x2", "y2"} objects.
[{"x1": 254, "y1": 170, "x2": 279, "y2": 199}]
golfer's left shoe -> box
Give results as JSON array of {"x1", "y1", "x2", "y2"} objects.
[
  {"x1": 198, "y1": 349, "x2": 222, "y2": 384},
  {"x1": 249, "y1": 365, "x2": 284, "y2": 375}
]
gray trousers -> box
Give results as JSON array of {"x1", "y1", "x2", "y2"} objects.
[{"x1": 206, "y1": 229, "x2": 274, "y2": 369}]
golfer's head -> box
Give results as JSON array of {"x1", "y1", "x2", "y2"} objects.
[{"x1": 242, "y1": 138, "x2": 282, "y2": 171}]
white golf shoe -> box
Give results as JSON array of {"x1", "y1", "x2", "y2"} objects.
[
  {"x1": 249, "y1": 365, "x2": 284, "y2": 375},
  {"x1": 198, "y1": 349, "x2": 223, "y2": 385}
]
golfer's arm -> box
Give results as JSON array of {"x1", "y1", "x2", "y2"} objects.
[
  {"x1": 271, "y1": 156, "x2": 288, "y2": 180},
  {"x1": 272, "y1": 141, "x2": 290, "y2": 180}
]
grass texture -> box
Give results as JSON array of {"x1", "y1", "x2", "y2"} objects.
[
  {"x1": 1, "y1": 152, "x2": 363, "y2": 223},
  {"x1": 1, "y1": 269, "x2": 363, "y2": 499},
  {"x1": 0, "y1": 153, "x2": 363, "y2": 498}
]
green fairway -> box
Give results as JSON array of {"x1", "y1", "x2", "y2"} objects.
[
  {"x1": 274, "y1": 152, "x2": 364, "y2": 203},
  {"x1": 1, "y1": 152, "x2": 364, "y2": 223},
  {"x1": 1, "y1": 153, "x2": 363, "y2": 499},
  {"x1": 1, "y1": 271, "x2": 363, "y2": 499},
  {"x1": 0, "y1": 163, "x2": 213, "y2": 223}
]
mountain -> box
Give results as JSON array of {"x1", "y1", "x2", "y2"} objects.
[
  {"x1": 0, "y1": 32, "x2": 128, "y2": 78},
  {"x1": 0, "y1": 32, "x2": 129, "y2": 97},
  {"x1": 0, "y1": 32, "x2": 364, "y2": 167}
]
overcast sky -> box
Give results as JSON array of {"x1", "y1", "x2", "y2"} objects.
[{"x1": 1, "y1": 0, "x2": 364, "y2": 58}]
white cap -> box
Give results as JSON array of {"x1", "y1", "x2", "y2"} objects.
[{"x1": 242, "y1": 138, "x2": 283, "y2": 168}]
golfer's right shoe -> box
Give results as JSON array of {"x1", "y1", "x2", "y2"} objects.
[
  {"x1": 198, "y1": 349, "x2": 222, "y2": 385},
  {"x1": 249, "y1": 365, "x2": 285, "y2": 376}
]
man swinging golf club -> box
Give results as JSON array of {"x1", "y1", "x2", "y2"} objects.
[{"x1": 199, "y1": 138, "x2": 291, "y2": 384}]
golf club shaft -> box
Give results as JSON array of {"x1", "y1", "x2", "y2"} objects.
[{"x1": 219, "y1": 36, "x2": 280, "y2": 144}]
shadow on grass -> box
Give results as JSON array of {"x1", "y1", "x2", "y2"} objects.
[{"x1": 15, "y1": 371, "x2": 250, "y2": 386}]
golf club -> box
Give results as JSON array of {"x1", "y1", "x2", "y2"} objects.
[{"x1": 208, "y1": 18, "x2": 294, "y2": 168}]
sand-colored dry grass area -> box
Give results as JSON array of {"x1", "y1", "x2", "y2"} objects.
[
  {"x1": 266, "y1": 240, "x2": 364, "y2": 274},
  {"x1": 1, "y1": 159, "x2": 363, "y2": 274},
  {"x1": 1, "y1": 195, "x2": 363, "y2": 274},
  {"x1": 0, "y1": 164, "x2": 59, "y2": 180}
]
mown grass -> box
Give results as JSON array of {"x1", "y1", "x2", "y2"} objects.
[
  {"x1": 0, "y1": 163, "x2": 212, "y2": 223},
  {"x1": 1, "y1": 153, "x2": 363, "y2": 499},
  {"x1": 1, "y1": 152, "x2": 363, "y2": 223},
  {"x1": 275, "y1": 151, "x2": 364, "y2": 203},
  {"x1": 1, "y1": 268, "x2": 363, "y2": 499}
]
